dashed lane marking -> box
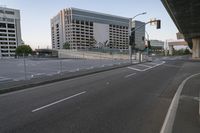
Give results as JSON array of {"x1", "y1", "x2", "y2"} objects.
[
  {"x1": 32, "y1": 91, "x2": 86, "y2": 113},
  {"x1": 124, "y1": 73, "x2": 136, "y2": 78}
]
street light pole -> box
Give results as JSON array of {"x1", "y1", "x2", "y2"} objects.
[
  {"x1": 146, "y1": 31, "x2": 150, "y2": 55},
  {"x1": 129, "y1": 12, "x2": 147, "y2": 64},
  {"x1": 132, "y1": 12, "x2": 147, "y2": 20}
]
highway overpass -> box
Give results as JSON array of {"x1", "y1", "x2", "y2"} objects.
[
  {"x1": 161, "y1": 0, "x2": 200, "y2": 58},
  {"x1": 168, "y1": 40, "x2": 188, "y2": 55}
]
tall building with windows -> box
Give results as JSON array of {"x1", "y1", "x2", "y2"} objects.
[
  {"x1": 51, "y1": 8, "x2": 131, "y2": 50},
  {"x1": 0, "y1": 7, "x2": 22, "y2": 58},
  {"x1": 132, "y1": 21, "x2": 145, "y2": 50}
]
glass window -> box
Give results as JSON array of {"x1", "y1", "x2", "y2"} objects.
[
  {"x1": 5, "y1": 11, "x2": 15, "y2": 15},
  {"x1": 0, "y1": 23, "x2": 6, "y2": 28},
  {"x1": 7, "y1": 24, "x2": 15, "y2": 28},
  {"x1": 8, "y1": 30, "x2": 15, "y2": 33}
]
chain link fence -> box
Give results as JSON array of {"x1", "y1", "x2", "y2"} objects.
[{"x1": 0, "y1": 49, "x2": 149, "y2": 84}]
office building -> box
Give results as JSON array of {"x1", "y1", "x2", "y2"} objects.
[
  {"x1": 150, "y1": 40, "x2": 164, "y2": 52},
  {"x1": 150, "y1": 40, "x2": 164, "y2": 49},
  {"x1": 0, "y1": 7, "x2": 22, "y2": 58},
  {"x1": 51, "y1": 8, "x2": 132, "y2": 50},
  {"x1": 132, "y1": 21, "x2": 145, "y2": 50}
]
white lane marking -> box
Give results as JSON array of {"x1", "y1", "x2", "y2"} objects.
[
  {"x1": 127, "y1": 67, "x2": 144, "y2": 72},
  {"x1": 160, "y1": 73, "x2": 200, "y2": 133},
  {"x1": 128, "y1": 61, "x2": 165, "y2": 72},
  {"x1": 138, "y1": 64, "x2": 152, "y2": 68},
  {"x1": 143, "y1": 61, "x2": 165, "y2": 71},
  {"x1": 180, "y1": 95, "x2": 200, "y2": 102},
  {"x1": 32, "y1": 91, "x2": 86, "y2": 113},
  {"x1": 125, "y1": 73, "x2": 136, "y2": 78}
]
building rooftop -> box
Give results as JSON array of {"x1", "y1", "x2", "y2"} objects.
[{"x1": 70, "y1": 7, "x2": 130, "y2": 20}]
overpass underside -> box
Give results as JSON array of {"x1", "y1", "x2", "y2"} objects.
[{"x1": 161, "y1": 0, "x2": 200, "y2": 58}]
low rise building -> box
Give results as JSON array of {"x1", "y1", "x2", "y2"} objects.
[{"x1": 150, "y1": 40, "x2": 164, "y2": 52}]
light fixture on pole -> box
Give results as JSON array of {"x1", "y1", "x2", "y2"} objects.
[
  {"x1": 132, "y1": 12, "x2": 147, "y2": 20},
  {"x1": 129, "y1": 12, "x2": 147, "y2": 63}
]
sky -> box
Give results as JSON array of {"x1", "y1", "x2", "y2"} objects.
[{"x1": 0, "y1": 0, "x2": 179, "y2": 50}]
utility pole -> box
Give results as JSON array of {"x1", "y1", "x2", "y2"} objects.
[
  {"x1": 129, "y1": 12, "x2": 147, "y2": 64},
  {"x1": 129, "y1": 19, "x2": 161, "y2": 63},
  {"x1": 23, "y1": 53, "x2": 27, "y2": 80}
]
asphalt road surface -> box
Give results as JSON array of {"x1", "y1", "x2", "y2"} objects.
[{"x1": 0, "y1": 58, "x2": 200, "y2": 133}]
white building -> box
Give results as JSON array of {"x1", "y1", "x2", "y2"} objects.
[
  {"x1": 0, "y1": 7, "x2": 22, "y2": 58},
  {"x1": 51, "y1": 8, "x2": 132, "y2": 50},
  {"x1": 150, "y1": 40, "x2": 164, "y2": 52}
]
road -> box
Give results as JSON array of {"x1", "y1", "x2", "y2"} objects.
[{"x1": 0, "y1": 58, "x2": 200, "y2": 133}]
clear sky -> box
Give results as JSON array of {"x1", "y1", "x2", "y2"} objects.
[{"x1": 0, "y1": 0, "x2": 178, "y2": 49}]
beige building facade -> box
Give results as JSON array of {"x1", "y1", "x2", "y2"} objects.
[{"x1": 51, "y1": 8, "x2": 130, "y2": 50}]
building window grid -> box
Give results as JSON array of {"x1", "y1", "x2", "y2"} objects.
[
  {"x1": 52, "y1": 9, "x2": 129, "y2": 50},
  {"x1": 109, "y1": 25, "x2": 128, "y2": 49},
  {"x1": 68, "y1": 19, "x2": 94, "y2": 49}
]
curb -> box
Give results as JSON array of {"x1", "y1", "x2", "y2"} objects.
[
  {"x1": 199, "y1": 91, "x2": 200, "y2": 118},
  {"x1": 160, "y1": 73, "x2": 200, "y2": 133},
  {"x1": 0, "y1": 62, "x2": 141, "y2": 94}
]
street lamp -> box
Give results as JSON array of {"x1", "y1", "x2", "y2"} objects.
[
  {"x1": 145, "y1": 31, "x2": 150, "y2": 55},
  {"x1": 129, "y1": 12, "x2": 147, "y2": 63},
  {"x1": 132, "y1": 12, "x2": 147, "y2": 20}
]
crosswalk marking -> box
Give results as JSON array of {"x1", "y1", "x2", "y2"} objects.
[{"x1": 127, "y1": 61, "x2": 165, "y2": 72}]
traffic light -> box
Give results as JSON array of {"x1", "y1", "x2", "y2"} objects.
[
  {"x1": 129, "y1": 36, "x2": 133, "y2": 46},
  {"x1": 129, "y1": 29, "x2": 135, "y2": 46},
  {"x1": 147, "y1": 40, "x2": 151, "y2": 49},
  {"x1": 157, "y1": 20, "x2": 161, "y2": 29}
]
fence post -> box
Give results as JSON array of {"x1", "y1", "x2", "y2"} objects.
[{"x1": 23, "y1": 53, "x2": 27, "y2": 80}]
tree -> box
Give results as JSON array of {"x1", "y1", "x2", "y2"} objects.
[
  {"x1": 16, "y1": 45, "x2": 32, "y2": 56},
  {"x1": 103, "y1": 40, "x2": 109, "y2": 48},
  {"x1": 63, "y1": 42, "x2": 70, "y2": 49},
  {"x1": 89, "y1": 37, "x2": 97, "y2": 49},
  {"x1": 184, "y1": 48, "x2": 191, "y2": 55}
]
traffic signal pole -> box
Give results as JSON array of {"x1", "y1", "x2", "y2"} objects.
[{"x1": 129, "y1": 19, "x2": 161, "y2": 63}]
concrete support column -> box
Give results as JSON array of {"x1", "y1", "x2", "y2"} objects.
[
  {"x1": 169, "y1": 45, "x2": 174, "y2": 55},
  {"x1": 192, "y1": 38, "x2": 200, "y2": 59}
]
